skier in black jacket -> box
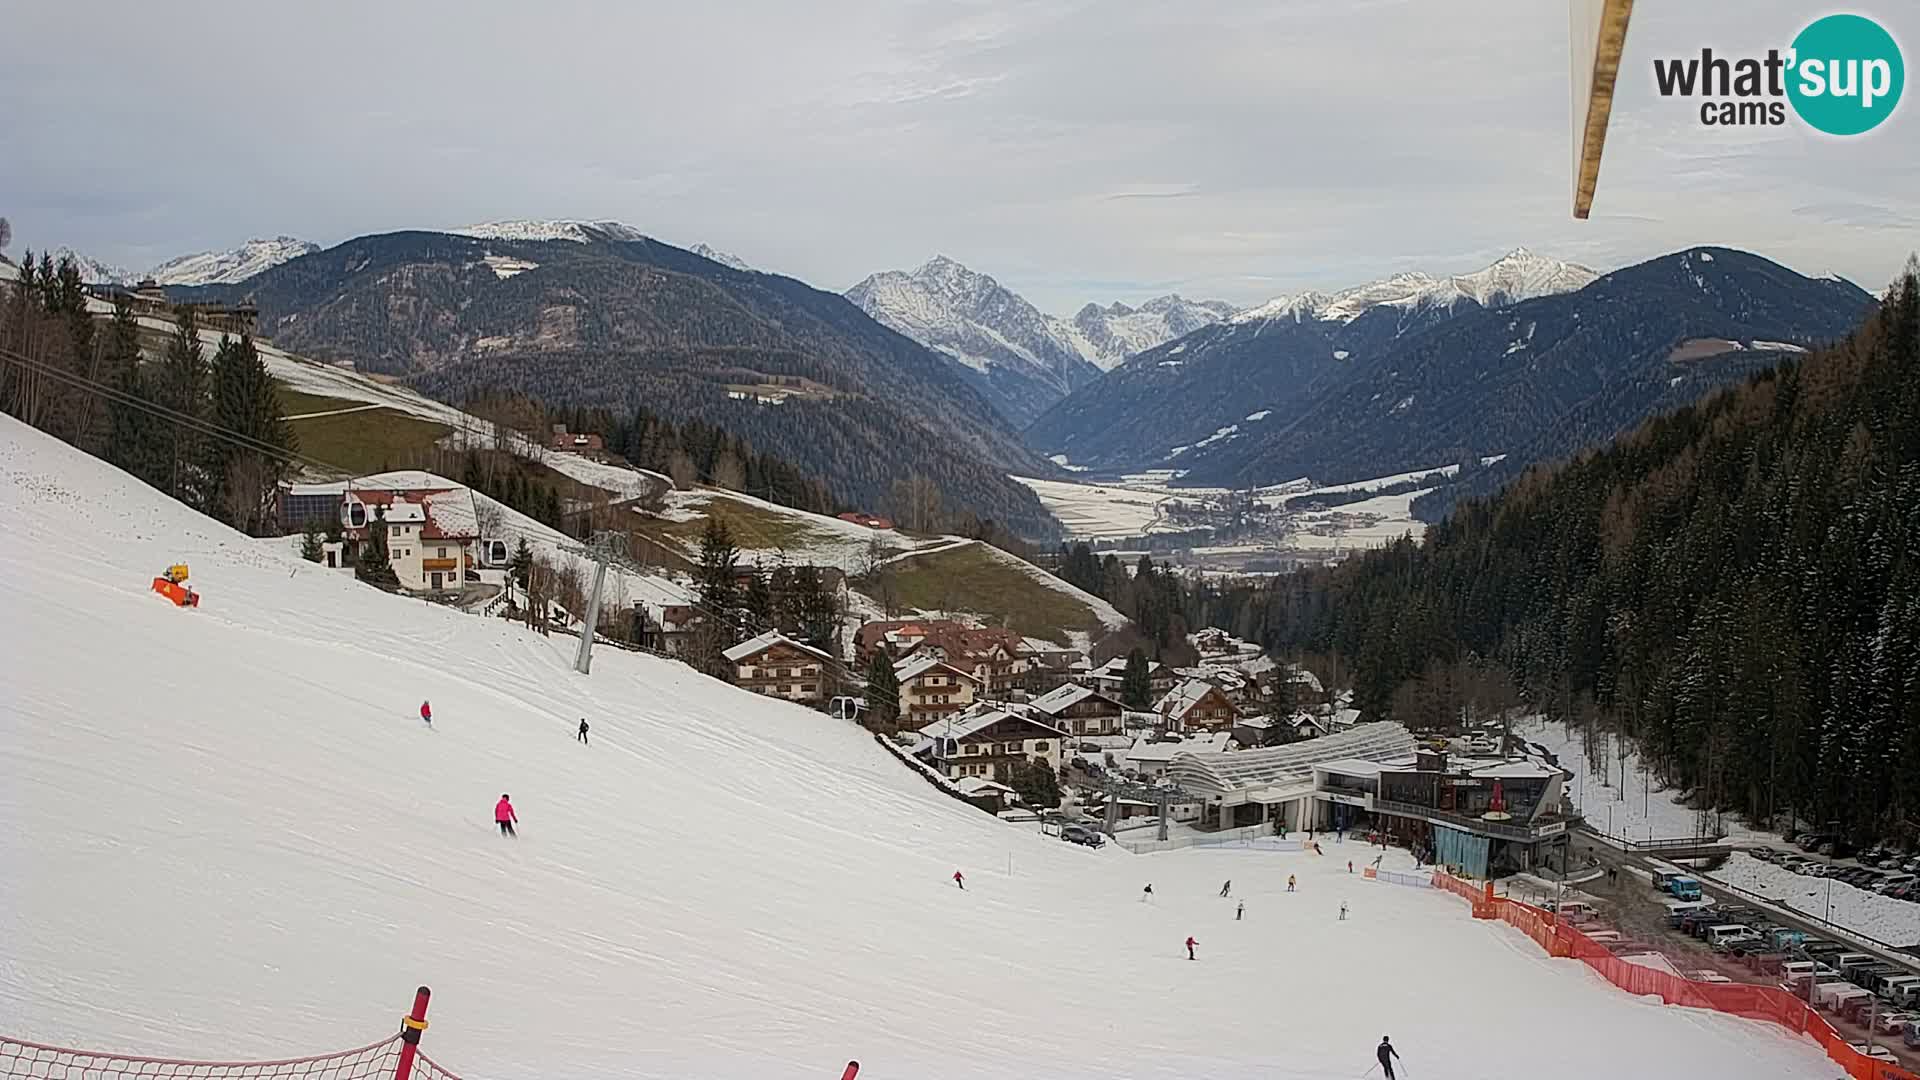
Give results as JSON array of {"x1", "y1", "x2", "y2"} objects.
[{"x1": 1376, "y1": 1035, "x2": 1400, "y2": 1079}]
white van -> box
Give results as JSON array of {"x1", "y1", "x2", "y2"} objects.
[
  {"x1": 1877, "y1": 872, "x2": 1917, "y2": 893},
  {"x1": 1706, "y1": 924, "x2": 1760, "y2": 950},
  {"x1": 1825, "y1": 986, "x2": 1876, "y2": 1015},
  {"x1": 1884, "y1": 976, "x2": 1920, "y2": 1007}
]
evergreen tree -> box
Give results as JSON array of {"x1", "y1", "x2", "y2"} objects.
[
  {"x1": 864, "y1": 650, "x2": 901, "y2": 734},
  {"x1": 299, "y1": 519, "x2": 325, "y2": 562},
  {"x1": 509, "y1": 537, "x2": 534, "y2": 593},
  {"x1": 104, "y1": 301, "x2": 168, "y2": 489},
  {"x1": 1121, "y1": 647, "x2": 1152, "y2": 709},
  {"x1": 1008, "y1": 759, "x2": 1062, "y2": 809},
  {"x1": 355, "y1": 506, "x2": 399, "y2": 588},
  {"x1": 742, "y1": 565, "x2": 773, "y2": 634},
  {"x1": 204, "y1": 335, "x2": 295, "y2": 535},
  {"x1": 696, "y1": 517, "x2": 741, "y2": 632},
  {"x1": 153, "y1": 307, "x2": 210, "y2": 510}
]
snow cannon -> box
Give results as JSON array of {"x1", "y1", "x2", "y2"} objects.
[{"x1": 151, "y1": 563, "x2": 200, "y2": 608}]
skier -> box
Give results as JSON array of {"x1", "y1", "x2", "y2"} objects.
[
  {"x1": 953, "y1": 870, "x2": 966, "y2": 890},
  {"x1": 577, "y1": 718, "x2": 590, "y2": 744},
  {"x1": 1236, "y1": 900, "x2": 1245, "y2": 921},
  {"x1": 1141, "y1": 883, "x2": 1154, "y2": 902},
  {"x1": 1348, "y1": 860, "x2": 1354, "y2": 873},
  {"x1": 1219, "y1": 879, "x2": 1232, "y2": 898},
  {"x1": 420, "y1": 701, "x2": 432, "y2": 726},
  {"x1": 1313, "y1": 842, "x2": 1324, "y2": 856},
  {"x1": 1376, "y1": 1035, "x2": 1401, "y2": 1079},
  {"x1": 1287, "y1": 874, "x2": 1296, "y2": 893},
  {"x1": 1185, "y1": 936, "x2": 1197, "y2": 960},
  {"x1": 1373, "y1": 854, "x2": 1385, "y2": 869},
  {"x1": 494, "y1": 793, "x2": 517, "y2": 837},
  {"x1": 1339, "y1": 900, "x2": 1349, "y2": 921}
]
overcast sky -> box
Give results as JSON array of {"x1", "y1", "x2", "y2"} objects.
[{"x1": 3, "y1": 1, "x2": 1913, "y2": 312}]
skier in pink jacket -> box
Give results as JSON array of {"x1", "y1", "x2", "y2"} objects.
[
  {"x1": 495, "y1": 794, "x2": 517, "y2": 837},
  {"x1": 420, "y1": 701, "x2": 432, "y2": 726}
]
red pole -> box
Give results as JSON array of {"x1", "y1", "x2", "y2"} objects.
[
  {"x1": 394, "y1": 986, "x2": 432, "y2": 1080},
  {"x1": 840, "y1": 1063, "x2": 859, "y2": 1080}
]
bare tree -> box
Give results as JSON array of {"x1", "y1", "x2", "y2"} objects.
[
  {"x1": 475, "y1": 499, "x2": 505, "y2": 543},
  {"x1": 554, "y1": 557, "x2": 587, "y2": 623},
  {"x1": 524, "y1": 557, "x2": 556, "y2": 635},
  {"x1": 0, "y1": 217, "x2": 11, "y2": 252}
]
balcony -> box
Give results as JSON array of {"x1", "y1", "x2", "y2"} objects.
[
  {"x1": 1370, "y1": 797, "x2": 1570, "y2": 843},
  {"x1": 421, "y1": 557, "x2": 460, "y2": 572}
]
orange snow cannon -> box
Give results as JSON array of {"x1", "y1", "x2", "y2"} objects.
[{"x1": 152, "y1": 564, "x2": 200, "y2": 607}]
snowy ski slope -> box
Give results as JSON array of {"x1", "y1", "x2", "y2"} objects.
[{"x1": 0, "y1": 416, "x2": 1831, "y2": 1080}]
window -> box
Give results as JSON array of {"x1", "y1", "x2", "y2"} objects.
[
  {"x1": 969, "y1": 744, "x2": 984, "y2": 755},
  {"x1": 1004, "y1": 742, "x2": 1021, "y2": 754},
  {"x1": 801, "y1": 684, "x2": 816, "y2": 693},
  {"x1": 1033, "y1": 741, "x2": 1049, "y2": 752},
  {"x1": 779, "y1": 685, "x2": 792, "y2": 694},
  {"x1": 437, "y1": 547, "x2": 448, "y2": 558}
]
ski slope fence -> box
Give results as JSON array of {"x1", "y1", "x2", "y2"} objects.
[
  {"x1": 1430, "y1": 873, "x2": 1919, "y2": 1080},
  {"x1": 1, "y1": 988, "x2": 465, "y2": 1080}
]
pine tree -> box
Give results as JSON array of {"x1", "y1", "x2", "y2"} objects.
[
  {"x1": 743, "y1": 565, "x2": 773, "y2": 634},
  {"x1": 355, "y1": 506, "x2": 399, "y2": 588},
  {"x1": 299, "y1": 519, "x2": 325, "y2": 562},
  {"x1": 1008, "y1": 759, "x2": 1062, "y2": 808},
  {"x1": 1121, "y1": 647, "x2": 1152, "y2": 709},
  {"x1": 509, "y1": 537, "x2": 534, "y2": 593},
  {"x1": 864, "y1": 650, "x2": 901, "y2": 734},
  {"x1": 205, "y1": 335, "x2": 295, "y2": 535},
  {"x1": 104, "y1": 301, "x2": 168, "y2": 489},
  {"x1": 696, "y1": 517, "x2": 741, "y2": 632},
  {"x1": 153, "y1": 307, "x2": 210, "y2": 510}
]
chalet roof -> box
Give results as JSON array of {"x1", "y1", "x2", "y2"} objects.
[
  {"x1": 894, "y1": 654, "x2": 975, "y2": 684},
  {"x1": 955, "y1": 776, "x2": 1016, "y2": 797},
  {"x1": 1156, "y1": 678, "x2": 1227, "y2": 718},
  {"x1": 916, "y1": 707, "x2": 1065, "y2": 743},
  {"x1": 1331, "y1": 707, "x2": 1363, "y2": 729},
  {"x1": 382, "y1": 502, "x2": 427, "y2": 524},
  {"x1": 1028, "y1": 683, "x2": 1123, "y2": 716},
  {"x1": 1127, "y1": 731, "x2": 1233, "y2": 764},
  {"x1": 722, "y1": 630, "x2": 834, "y2": 664}
]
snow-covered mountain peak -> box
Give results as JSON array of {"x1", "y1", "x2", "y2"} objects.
[
  {"x1": 451, "y1": 220, "x2": 651, "y2": 244},
  {"x1": 1232, "y1": 250, "x2": 1596, "y2": 328},
  {"x1": 688, "y1": 243, "x2": 750, "y2": 271},
  {"x1": 146, "y1": 236, "x2": 320, "y2": 286},
  {"x1": 43, "y1": 247, "x2": 134, "y2": 285}
]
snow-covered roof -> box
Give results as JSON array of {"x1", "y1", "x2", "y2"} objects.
[
  {"x1": 722, "y1": 630, "x2": 834, "y2": 664},
  {"x1": 1317, "y1": 758, "x2": 1384, "y2": 779},
  {"x1": 917, "y1": 708, "x2": 1064, "y2": 743},
  {"x1": 1167, "y1": 723, "x2": 1417, "y2": 797},
  {"x1": 1469, "y1": 760, "x2": 1562, "y2": 780},
  {"x1": 1330, "y1": 707, "x2": 1363, "y2": 728},
  {"x1": 955, "y1": 776, "x2": 1015, "y2": 797},
  {"x1": 1156, "y1": 678, "x2": 1225, "y2": 718},
  {"x1": 422, "y1": 491, "x2": 479, "y2": 540},
  {"x1": 895, "y1": 654, "x2": 973, "y2": 684},
  {"x1": 382, "y1": 502, "x2": 426, "y2": 524},
  {"x1": 1129, "y1": 731, "x2": 1235, "y2": 764},
  {"x1": 1029, "y1": 683, "x2": 1122, "y2": 716}
]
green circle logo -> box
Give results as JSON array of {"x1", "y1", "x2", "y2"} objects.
[{"x1": 1787, "y1": 14, "x2": 1904, "y2": 135}]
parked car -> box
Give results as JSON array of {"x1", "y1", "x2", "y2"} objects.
[
  {"x1": 1059, "y1": 824, "x2": 1105, "y2": 848},
  {"x1": 1877, "y1": 872, "x2": 1917, "y2": 894},
  {"x1": 1906, "y1": 1018, "x2": 1920, "y2": 1048},
  {"x1": 1749, "y1": 847, "x2": 1779, "y2": 863},
  {"x1": 1874, "y1": 1011, "x2": 1913, "y2": 1036}
]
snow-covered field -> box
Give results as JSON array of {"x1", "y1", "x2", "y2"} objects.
[
  {"x1": 1710, "y1": 853, "x2": 1920, "y2": 949},
  {"x1": 1514, "y1": 717, "x2": 1773, "y2": 844},
  {"x1": 0, "y1": 415, "x2": 1837, "y2": 1080}
]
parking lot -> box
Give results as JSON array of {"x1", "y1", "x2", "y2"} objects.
[{"x1": 1551, "y1": 831, "x2": 1920, "y2": 1070}]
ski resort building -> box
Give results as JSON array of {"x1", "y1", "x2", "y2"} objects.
[
  {"x1": 723, "y1": 631, "x2": 836, "y2": 705},
  {"x1": 1165, "y1": 722, "x2": 1418, "y2": 832},
  {"x1": 279, "y1": 474, "x2": 485, "y2": 594}
]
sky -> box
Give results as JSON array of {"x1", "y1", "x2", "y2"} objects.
[{"x1": 2, "y1": 0, "x2": 1914, "y2": 313}]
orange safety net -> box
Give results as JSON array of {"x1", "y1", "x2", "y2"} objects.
[{"x1": 1429, "y1": 872, "x2": 1917, "y2": 1080}]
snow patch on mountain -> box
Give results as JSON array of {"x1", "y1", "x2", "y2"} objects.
[
  {"x1": 146, "y1": 237, "x2": 320, "y2": 285},
  {"x1": 1231, "y1": 249, "x2": 1597, "y2": 327},
  {"x1": 451, "y1": 220, "x2": 651, "y2": 244}
]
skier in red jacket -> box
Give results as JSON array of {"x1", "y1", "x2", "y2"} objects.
[
  {"x1": 420, "y1": 701, "x2": 432, "y2": 726},
  {"x1": 495, "y1": 794, "x2": 518, "y2": 837},
  {"x1": 953, "y1": 870, "x2": 965, "y2": 890},
  {"x1": 1185, "y1": 936, "x2": 1198, "y2": 960}
]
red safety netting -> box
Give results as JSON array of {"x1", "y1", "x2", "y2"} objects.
[
  {"x1": 1, "y1": 1036, "x2": 408, "y2": 1080},
  {"x1": 1431, "y1": 871, "x2": 1918, "y2": 1080}
]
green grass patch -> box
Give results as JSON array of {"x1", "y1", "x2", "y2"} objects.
[
  {"x1": 636, "y1": 492, "x2": 839, "y2": 555},
  {"x1": 882, "y1": 542, "x2": 1095, "y2": 645},
  {"x1": 277, "y1": 387, "x2": 367, "y2": 417},
  {"x1": 286, "y1": 407, "x2": 451, "y2": 477}
]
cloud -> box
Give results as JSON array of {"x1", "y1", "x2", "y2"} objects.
[{"x1": 1, "y1": 0, "x2": 1912, "y2": 311}]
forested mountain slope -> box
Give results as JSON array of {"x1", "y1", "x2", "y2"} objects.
[{"x1": 1249, "y1": 265, "x2": 1920, "y2": 841}]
